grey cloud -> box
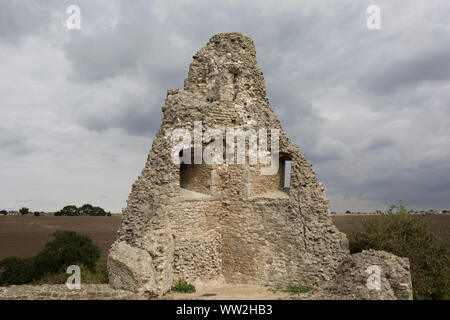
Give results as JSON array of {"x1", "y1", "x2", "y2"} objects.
[
  {"x1": 363, "y1": 138, "x2": 395, "y2": 151},
  {"x1": 362, "y1": 43, "x2": 450, "y2": 95},
  {"x1": 0, "y1": 130, "x2": 32, "y2": 156},
  {"x1": 0, "y1": 1, "x2": 51, "y2": 44},
  {"x1": 317, "y1": 143, "x2": 450, "y2": 210},
  {"x1": 76, "y1": 91, "x2": 163, "y2": 136},
  {"x1": 64, "y1": 28, "x2": 145, "y2": 82},
  {"x1": 363, "y1": 166, "x2": 450, "y2": 209}
]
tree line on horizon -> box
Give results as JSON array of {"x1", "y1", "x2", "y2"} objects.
[
  {"x1": 0, "y1": 204, "x2": 111, "y2": 216},
  {"x1": 55, "y1": 204, "x2": 111, "y2": 216}
]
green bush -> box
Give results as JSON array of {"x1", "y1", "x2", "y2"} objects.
[
  {"x1": 33, "y1": 231, "x2": 100, "y2": 276},
  {"x1": 0, "y1": 231, "x2": 104, "y2": 286},
  {"x1": 170, "y1": 279, "x2": 196, "y2": 293},
  {"x1": 0, "y1": 210, "x2": 7, "y2": 215},
  {"x1": 348, "y1": 201, "x2": 449, "y2": 300},
  {"x1": 0, "y1": 257, "x2": 36, "y2": 285}
]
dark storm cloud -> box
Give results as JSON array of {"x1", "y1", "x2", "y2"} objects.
[
  {"x1": 361, "y1": 43, "x2": 450, "y2": 95},
  {"x1": 77, "y1": 91, "x2": 163, "y2": 136},
  {"x1": 361, "y1": 161, "x2": 450, "y2": 208},
  {"x1": 62, "y1": 1, "x2": 191, "y2": 84}
]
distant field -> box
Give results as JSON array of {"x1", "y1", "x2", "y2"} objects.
[
  {"x1": 0, "y1": 216, "x2": 122, "y2": 264},
  {"x1": 331, "y1": 214, "x2": 450, "y2": 242},
  {"x1": 0, "y1": 214, "x2": 448, "y2": 264}
]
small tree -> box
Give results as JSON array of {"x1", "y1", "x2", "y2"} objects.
[
  {"x1": 33, "y1": 231, "x2": 100, "y2": 276},
  {"x1": 0, "y1": 210, "x2": 8, "y2": 215},
  {"x1": 19, "y1": 207, "x2": 29, "y2": 215}
]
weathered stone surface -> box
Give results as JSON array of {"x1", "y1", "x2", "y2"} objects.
[
  {"x1": 107, "y1": 32, "x2": 413, "y2": 300},
  {"x1": 0, "y1": 284, "x2": 144, "y2": 300},
  {"x1": 108, "y1": 240, "x2": 172, "y2": 297},
  {"x1": 327, "y1": 250, "x2": 413, "y2": 300}
]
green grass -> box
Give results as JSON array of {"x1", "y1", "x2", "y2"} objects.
[
  {"x1": 272, "y1": 284, "x2": 312, "y2": 295},
  {"x1": 285, "y1": 285, "x2": 312, "y2": 294},
  {"x1": 170, "y1": 279, "x2": 196, "y2": 293},
  {"x1": 201, "y1": 293, "x2": 218, "y2": 297}
]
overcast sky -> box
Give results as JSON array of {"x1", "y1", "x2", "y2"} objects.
[{"x1": 1, "y1": 0, "x2": 449, "y2": 213}]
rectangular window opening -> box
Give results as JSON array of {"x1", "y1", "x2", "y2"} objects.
[{"x1": 284, "y1": 160, "x2": 291, "y2": 188}]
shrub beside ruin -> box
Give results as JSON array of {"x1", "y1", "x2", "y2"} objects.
[
  {"x1": 348, "y1": 202, "x2": 449, "y2": 300},
  {"x1": 0, "y1": 231, "x2": 107, "y2": 286}
]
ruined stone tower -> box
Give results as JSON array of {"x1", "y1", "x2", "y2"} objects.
[{"x1": 108, "y1": 33, "x2": 413, "y2": 299}]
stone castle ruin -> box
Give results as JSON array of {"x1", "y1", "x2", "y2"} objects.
[{"x1": 107, "y1": 33, "x2": 413, "y2": 299}]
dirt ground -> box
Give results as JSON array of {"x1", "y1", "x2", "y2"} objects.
[
  {"x1": 0, "y1": 214, "x2": 448, "y2": 264},
  {"x1": 164, "y1": 281, "x2": 293, "y2": 300}
]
